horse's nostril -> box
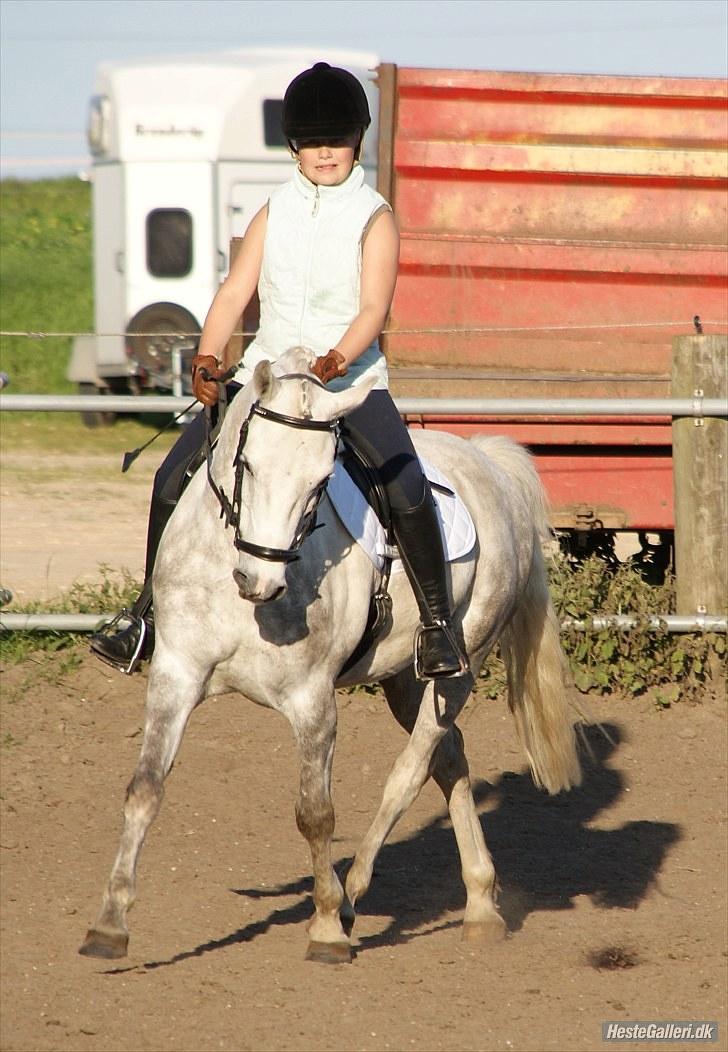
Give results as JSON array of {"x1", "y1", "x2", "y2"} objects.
[
  {"x1": 270, "y1": 585, "x2": 286, "y2": 602},
  {"x1": 232, "y1": 569, "x2": 247, "y2": 591}
]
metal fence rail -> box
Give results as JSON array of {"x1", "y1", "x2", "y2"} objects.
[
  {"x1": 2, "y1": 390, "x2": 726, "y2": 633},
  {"x1": 1, "y1": 612, "x2": 725, "y2": 633},
  {"x1": 2, "y1": 394, "x2": 727, "y2": 417}
]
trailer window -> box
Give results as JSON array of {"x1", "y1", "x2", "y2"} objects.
[
  {"x1": 263, "y1": 99, "x2": 286, "y2": 147},
  {"x1": 146, "y1": 209, "x2": 193, "y2": 277}
]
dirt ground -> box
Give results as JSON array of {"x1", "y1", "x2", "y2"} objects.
[
  {"x1": 1, "y1": 442, "x2": 727, "y2": 1052},
  {"x1": 0, "y1": 447, "x2": 154, "y2": 605}
]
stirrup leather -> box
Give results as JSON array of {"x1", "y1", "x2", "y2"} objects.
[
  {"x1": 414, "y1": 619, "x2": 469, "y2": 681},
  {"x1": 91, "y1": 609, "x2": 147, "y2": 676}
]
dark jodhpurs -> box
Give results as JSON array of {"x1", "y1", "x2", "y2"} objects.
[{"x1": 145, "y1": 385, "x2": 427, "y2": 579}]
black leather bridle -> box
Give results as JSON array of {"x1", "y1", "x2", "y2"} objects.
[{"x1": 206, "y1": 393, "x2": 341, "y2": 563}]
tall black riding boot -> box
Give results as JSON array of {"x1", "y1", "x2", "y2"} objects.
[
  {"x1": 391, "y1": 488, "x2": 469, "y2": 680},
  {"x1": 89, "y1": 494, "x2": 176, "y2": 674}
]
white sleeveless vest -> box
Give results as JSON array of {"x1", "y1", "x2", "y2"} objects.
[{"x1": 235, "y1": 164, "x2": 390, "y2": 392}]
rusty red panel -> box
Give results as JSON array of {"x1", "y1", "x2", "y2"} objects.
[
  {"x1": 536, "y1": 451, "x2": 674, "y2": 530},
  {"x1": 406, "y1": 416, "x2": 673, "y2": 529},
  {"x1": 395, "y1": 67, "x2": 727, "y2": 101},
  {"x1": 383, "y1": 66, "x2": 728, "y2": 379},
  {"x1": 405, "y1": 415, "x2": 672, "y2": 447}
]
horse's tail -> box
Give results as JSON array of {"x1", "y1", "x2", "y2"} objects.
[
  {"x1": 500, "y1": 543, "x2": 582, "y2": 793},
  {"x1": 470, "y1": 435, "x2": 582, "y2": 794}
]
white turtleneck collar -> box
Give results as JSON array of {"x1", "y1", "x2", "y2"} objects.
[{"x1": 293, "y1": 162, "x2": 365, "y2": 204}]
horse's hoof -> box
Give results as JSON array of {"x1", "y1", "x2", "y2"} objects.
[
  {"x1": 78, "y1": 928, "x2": 129, "y2": 959},
  {"x1": 461, "y1": 915, "x2": 507, "y2": 944},
  {"x1": 305, "y1": 940, "x2": 352, "y2": 965}
]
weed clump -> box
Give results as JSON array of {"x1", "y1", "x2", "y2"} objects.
[
  {"x1": 476, "y1": 552, "x2": 725, "y2": 703},
  {"x1": 0, "y1": 567, "x2": 139, "y2": 665}
]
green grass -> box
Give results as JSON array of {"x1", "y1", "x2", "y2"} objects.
[
  {"x1": 0, "y1": 177, "x2": 92, "y2": 393},
  {"x1": 0, "y1": 178, "x2": 186, "y2": 438}
]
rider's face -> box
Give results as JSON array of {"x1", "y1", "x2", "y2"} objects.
[{"x1": 294, "y1": 133, "x2": 360, "y2": 186}]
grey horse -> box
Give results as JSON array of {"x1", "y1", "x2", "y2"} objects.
[{"x1": 80, "y1": 347, "x2": 581, "y2": 964}]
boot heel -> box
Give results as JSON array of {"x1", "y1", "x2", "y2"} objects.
[{"x1": 414, "y1": 620, "x2": 469, "y2": 680}]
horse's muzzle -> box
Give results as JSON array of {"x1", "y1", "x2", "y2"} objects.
[{"x1": 232, "y1": 568, "x2": 286, "y2": 604}]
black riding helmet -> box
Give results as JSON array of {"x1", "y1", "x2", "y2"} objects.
[{"x1": 282, "y1": 62, "x2": 371, "y2": 156}]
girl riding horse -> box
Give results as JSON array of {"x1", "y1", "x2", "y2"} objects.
[{"x1": 91, "y1": 61, "x2": 467, "y2": 681}]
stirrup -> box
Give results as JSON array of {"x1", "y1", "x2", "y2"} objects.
[
  {"x1": 90, "y1": 609, "x2": 147, "y2": 676},
  {"x1": 414, "y1": 619, "x2": 469, "y2": 681}
]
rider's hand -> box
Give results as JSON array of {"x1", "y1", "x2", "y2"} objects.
[
  {"x1": 191, "y1": 354, "x2": 222, "y2": 407},
  {"x1": 311, "y1": 349, "x2": 348, "y2": 385}
]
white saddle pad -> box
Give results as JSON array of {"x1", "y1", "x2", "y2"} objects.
[{"x1": 327, "y1": 456, "x2": 476, "y2": 573}]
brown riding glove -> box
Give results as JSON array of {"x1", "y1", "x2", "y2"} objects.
[
  {"x1": 312, "y1": 349, "x2": 348, "y2": 385},
  {"x1": 191, "y1": 354, "x2": 223, "y2": 407}
]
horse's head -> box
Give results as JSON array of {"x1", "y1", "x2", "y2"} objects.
[{"x1": 231, "y1": 356, "x2": 376, "y2": 603}]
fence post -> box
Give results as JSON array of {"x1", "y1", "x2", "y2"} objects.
[{"x1": 671, "y1": 333, "x2": 728, "y2": 615}]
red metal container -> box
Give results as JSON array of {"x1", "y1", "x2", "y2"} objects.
[{"x1": 377, "y1": 65, "x2": 728, "y2": 532}]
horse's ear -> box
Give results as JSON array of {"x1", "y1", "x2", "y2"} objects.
[
  {"x1": 327, "y1": 375, "x2": 378, "y2": 419},
  {"x1": 251, "y1": 359, "x2": 277, "y2": 401}
]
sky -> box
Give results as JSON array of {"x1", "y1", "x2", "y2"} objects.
[{"x1": 1, "y1": 0, "x2": 727, "y2": 179}]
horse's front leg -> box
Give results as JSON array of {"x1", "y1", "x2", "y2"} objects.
[
  {"x1": 289, "y1": 690, "x2": 350, "y2": 964},
  {"x1": 345, "y1": 673, "x2": 474, "y2": 917},
  {"x1": 79, "y1": 654, "x2": 205, "y2": 959}
]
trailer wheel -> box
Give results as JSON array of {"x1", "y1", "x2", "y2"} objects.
[
  {"x1": 632, "y1": 531, "x2": 674, "y2": 585},
  {"x1": 78, "y1": 382, "x2": 118, "y2": 428},
  {"x1": 557, "y1": 528, "x2": 674, "y2": 585},
  {"x1": 557, "y1": 528, "x2": 621, "y2": 572},
  {"x1": 126, "y1": 303, "x2": 200, "y2": 393}
]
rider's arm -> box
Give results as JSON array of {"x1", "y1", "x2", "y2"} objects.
[
  {"x1": 332, "y1": 209, "x2": 399, "y2": 370},
  {"x1": 197, "y1": 205, "x2": 268, "y2": 362}
]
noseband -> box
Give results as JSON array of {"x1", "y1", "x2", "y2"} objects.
[{"x1": 206, "y1": 395, "x2": 341, "y2": 563}]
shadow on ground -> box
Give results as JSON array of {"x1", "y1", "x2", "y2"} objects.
[{"x1": 111, "y1": 721, "x2": 679, "y2": 972}]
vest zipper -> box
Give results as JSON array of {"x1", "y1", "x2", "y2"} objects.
[{"x1": 300, "y1": 186, "x2": 321, "y2": 341}]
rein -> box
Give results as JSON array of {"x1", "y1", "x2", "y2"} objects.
[{"x1": 205, "y1": 389, "x2": 341, "y2": 563}]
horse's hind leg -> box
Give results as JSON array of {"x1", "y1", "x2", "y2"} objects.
[
  {"x1": 368, "y1": 668, "x2": 505, "y2": 942},
  {"x1": 430, "y1": 724, "x2": 505, "y2": 941},
  {"x1": 79, "y1": 657, "x2": 204, "y2": 959},
  {"x1": 345, "y1": 670, "x2": 478, "y2": 924}
]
